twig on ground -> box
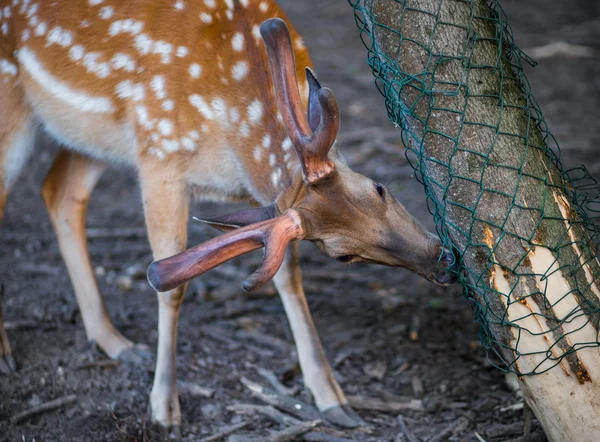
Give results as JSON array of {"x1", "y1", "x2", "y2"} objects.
[
  {"x1": 240, "y1": 377, "x2": 322, "y2": 421},
  {"x1": 178, "y1": 380, "x2": 216, "y2": 398},
  {"x1": 346, "y1": 395, "x2": 424, "y2": 412},
  {"x1": 11, "y1": 394, "x2": 77, "y2": 424},
  {"x1": 474, "y1": 432, "x2": 487, "y2": 442},
  {"x1": 237, "y1": 329, "x2": 292, "y2": 353},
  {"x1": 427, "y1": 420, "x2": 459, "y2": 442},
  {"x1": 200, "y1": 420, "x2": 254, "y2": 442},
  {"x1": 229, "y1": 420, "x2": 321, "y2": 442},
  {"x1": 303, "y1": 432, "x2": 359, "y2": 442},
  {"x1": 227, "y1": 403, "x2": 300, "y2": 426},
  {"x1": 77, "y1": 359, "x2": 120, "y2": 370},
  {"x1": 254, "y1": 365, "x2": 299, "y2": 397},
  {"x1": 395, "y1": 415, "x2": 421, "y2": 442}
]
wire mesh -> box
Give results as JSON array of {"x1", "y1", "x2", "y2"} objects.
[{"x1": 349, "y1": 0, "x2": 600, "y2": 376}]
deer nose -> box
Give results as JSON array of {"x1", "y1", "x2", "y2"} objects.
[{"x1": 434, "y1": 247, "x2": 458, "y2": 285}]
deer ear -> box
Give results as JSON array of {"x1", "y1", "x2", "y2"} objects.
[
  {"x1": 306, "y1": 67, "x2": 322, "y2": 133},
  {"x1": 195, "y1": 204, "x2": 278, "y2": 232}
]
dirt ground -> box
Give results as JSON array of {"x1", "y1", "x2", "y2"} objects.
[{"x1": 1, "y1": 1, "x2": 599, "y2": 441}]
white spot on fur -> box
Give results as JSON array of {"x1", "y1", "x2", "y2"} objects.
[
  {"x1": 26, "y1": 3, "x2": 37, "y2": 18},
  {"x1": 240, "y1": 0, "x2": 248, "y2": 7},
  {"x1": 232, "y1": 33, "x2": 244, "y2": 51},
  {"x1": 259, "y1": 2, "x2": 268, "y2": 12},
  {"x1": 271, "y1": 169, "x2": 281, "y2": 187},
  {"x1": 189, "y1": 63, "x2": 202, "y2": 78},
  {"x1": 254, "y1": 146, "x2": 262, "y2": 161},
  {"x1": 240, "y1": 122, "x2": 250, "y2": 137},
  {"x1": 189, "y1": 94, "x2": 214, "y2": 119},
  {"x1": 136, "y1": 105, "x2": 154, "y2": 130},
  {"x1": 150, "y1": 75, "x2": 167, "y2": 99},
  {"x1": 281, "y1": 137, "x2": 292, "y2": 151},
  {"x1": 200, "y1": 13, "x2": 212, "y2": 23},
  {"x1": 232, "y1": 61, "x2": 248, "y2": 81},
  {"x1": 277, "y1": 112, "x2": 283, "y2": 123},
  {"x1": 181, "y1": 137, "x2": 195, "y2": 151},
  {"x1": 269, "y1": 153, "x2": 276, "y2": 166},
  {"x1": 212, "y1": 98, "x2": 228, "y2": 124},
  {"x1": 174, "y1": 0, "x2": 184, "y2": 10},
  {"x1": 294, "y1": 38, "x2": 305, "y2": 51},
  {"x1": 3, "y1": 6, "x2": 11, "y2": 17},
  {"x1": 89, "y1": 0, "x2": 103, "y2": 5},
  {"x1": 80, "y1": 19, "x2": 91, "y2": 28},
  {"x1": 252, "y1": 25, "x2": 260, "y2": 41},
  {"x1": 176, "y1": 46, "x2": 188, "y2": 58},
  {"x1": 0, "y1": 59, "x2": 17, "y2": 76},
  {"x1": 262, "y1": 134, "x2": 271, "y2": 149},
  {"x1": 162, "y1": 100, "x2": 175, "y2": 111},
  {"x1": 34, "y1": 21, "x2": 47, "y2": 36},
  {"x1": 21, "y1": 29, "x2": 30, "y2": 41},
  {"x1": 158, "y1": 119, "x2": 173, "y2": 136},
  {"x1": 224, "y1": 0, "x2": 233, "y2": 9},
  {"x1": 204, "y1": 0, "x2": 215, "y2": 8},
  {"x1": 2, "y1": 23, "x2": 9, "y2": 36},
  {"x1": 69, "y1": 45, "x2": 85, "y2": 61},
  {"x1": 189, "y1": 130, "x2": 200, "y2": 140},
  {"x1": 115, "y1": 80, "x2": 145, "y2": 101},
  {"x1": 82, "y1": 52, "x2": 111, "y2": 78},
  {"x1": 149, "y1": 147, "x2": 165, "y2": 159},
  {"x1": 18, "y1": 47, "x2": 114, "y2": 113},
  {"x1": 162, "y1": 139, "x2": 179, "y2": 152},
  {"x1": 109, "y1": 19, "x2": 143, "y2": 36},
  {"x1": 229, "y1": 107, "x2": 239, "y2": 123},
  {"x1": 225, "y1": 10, "x2": 233, "y2": 20},
  {"x1": 111, "y1": 53, "x2": 136, "y2": 72},
  {"x1": 153, "y1": 40, "x2": 173, "y2": 64},
  {"x1": 99, "y1": 6, "x2": 113, "y2": 19},
  {"x1": 247, "y1": 100, "x2": 263, "y2": 125},
  {"x1": 134, "y1": 34, "x2": 152, "y2": 55},
  {"x1": 201, "y1": 124, "x2": 209, "y2": 133},
  {"x1": 46, "y1": 26, "x2": 73, "y2": 47}
]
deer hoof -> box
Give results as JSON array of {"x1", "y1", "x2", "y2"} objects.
[
  {"x1": 322, "y1": 404, "x2": 365, "y2": 428},
  {"x1": 0, "y1": 353, "x2": 16, "y2": 375}
]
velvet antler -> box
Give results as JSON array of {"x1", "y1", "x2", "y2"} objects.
[
  {"x1": 260, "y1": 18, "x2": 340, "y2": 184},
  {"x1": 147, "y1": 210, "x2": 305, "y2": 293}
]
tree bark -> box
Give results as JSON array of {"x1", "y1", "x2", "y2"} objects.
[{"x1": 354, "y1": 1, "x2": 600, "y2": 440}]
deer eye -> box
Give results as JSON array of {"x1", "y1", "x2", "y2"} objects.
[{"x1": 375, "y1": 183, "x2": 385, "y2": 198}]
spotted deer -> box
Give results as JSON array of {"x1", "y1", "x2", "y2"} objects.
[{"x1": 0, "y1": 0, "x2": 457, "y2": 429}]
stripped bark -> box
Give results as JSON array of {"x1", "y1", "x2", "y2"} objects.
[{"x1": 356, "y1": 1, "x2": 600, "y2": 440}]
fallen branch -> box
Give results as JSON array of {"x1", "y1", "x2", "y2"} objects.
[
  {"x1": 11, "y1": 394, "x2": 77, "y2": 424},
  {"x1": 178, "y1": 380, "x2": 216, "y2": 398},
  {"x1": 263, "y1": 419, "x2": 322, "y2": 442},
  {"x1": 199, "y1": 420, "x2": 253, "y2": 442},
  {"x1": 240, "y1": 377, "x2": 321, "y2": 422},
  {"x1": 303, "y1": 432, "x2": 360, "y2": 442},
  {"x1": 346, "y1": 395, "x2": 424, "y2": 412},
  {"x1": 227, "y1": 403, "x2": 301, "y2": 427}
]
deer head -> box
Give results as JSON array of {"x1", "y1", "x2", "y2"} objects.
[{"x1": 147, "y1": 18, "x2": 458, "y2": 293}]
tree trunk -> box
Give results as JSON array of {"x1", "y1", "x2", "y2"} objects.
[{"x1": 353, "y1": 1, "x2": 600, "y2": 440}]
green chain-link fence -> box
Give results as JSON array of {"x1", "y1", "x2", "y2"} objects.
[{"x1": 348, "y1": 0, "x2": 600, "y2": 375}]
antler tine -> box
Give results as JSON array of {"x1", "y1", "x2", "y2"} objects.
[
  {"x1": 147, "y1": 210, "x2": 304, "y2": 293},
  {"x1": 260, "y1": 18, "x2": 339, "y2": 185}
]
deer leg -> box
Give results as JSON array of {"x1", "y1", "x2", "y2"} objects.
[
  {"x1": 139, "y1": 167, "x2": 189, "y2": 428},
  {"x1": 272, "y1": 242, "x2": 364, "y2": 428},
  {"x1": 0, "y1": 73, "x2": 37, "y2": 373},
  {"x1": 41, "y1": 150, "x2": 145, "y2": 360}
]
